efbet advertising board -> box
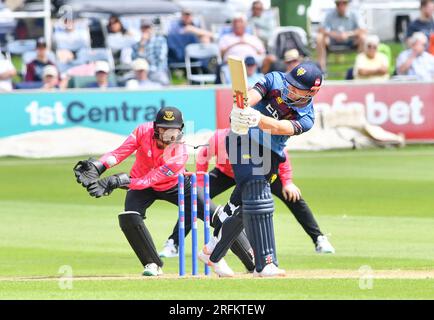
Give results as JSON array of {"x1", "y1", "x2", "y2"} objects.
[{"x1": 0, "y1": 88, "x2": 216, "y2": 138}]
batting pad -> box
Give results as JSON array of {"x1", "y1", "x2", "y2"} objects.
[
  {"x1": 242, "y1": 179, "x2": 277, "y2": 272},
  {"x1": 118, "y1": 211, "x2": 163, "y2": 267}
]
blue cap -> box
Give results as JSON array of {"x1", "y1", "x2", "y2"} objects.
[
  {"x1": 285, "y1": 61, "x2": 323, "y2": 90},
  {"x1": 244, "y1": 56, "x2": 256, "y2": 66}
]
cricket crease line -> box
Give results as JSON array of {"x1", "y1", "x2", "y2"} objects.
[{"x1": 1, "y1": 269, "x2": 433, "y2": 282}]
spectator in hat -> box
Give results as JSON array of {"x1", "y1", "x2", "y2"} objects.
[
  {"x1": 396, "y1": 32, "x2": 434, "y2": 81},
  {"x1": 260, "y1": 48, "x2": 302, "y2": 74},
  {"x1": 244, "y1": 56, "x2": 264, "y2": 87},
  {"x1": 0, "y1": 52, "x2": 17, "y2": 92},
  {"x1": 86, "y1": 61, "x2": 117, "y2": 89},
  {"x1": 41, "y1": 65, "x2": 60, "y2": 90},
  {"x1": 126, "y1": 20, "x2": 169, "y2": 85},
  {"x1": 353, "y1": 35, "x2": 389, "y2": 81},
  {"x1": 284, "y1": 49, "x2": 302, "y2": 72},
  {"x1": 25, "y1": 37, "x2": 56, "y2": 82},
  {"x1": 125, "y1": 58, "x2": 162, "y2": 90},
  {"x1": 316, "y1": 0, "x2": 366, "y2": 71}
]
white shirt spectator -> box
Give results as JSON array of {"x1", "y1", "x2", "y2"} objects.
[
  {"x1": 396, "y1": 49, "x2": 434, "y2": 81},
  {"x1": 0, "y1": 58, "x2": 16, "y2": 91},
  {"x1": 219, "y1": 33, "x2": 265, "y2": 63}
]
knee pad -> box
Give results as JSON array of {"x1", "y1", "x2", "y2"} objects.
[{"x1": 118, "y1": 211, "x2": 163, "y2": 267}]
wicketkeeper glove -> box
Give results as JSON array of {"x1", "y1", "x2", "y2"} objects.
[
  {"x1": 87, "y1": 173, "x2": 130, "y2": 198},
  {"x1": 73, "y1": 158, "x2": 107, "y2": 187}
]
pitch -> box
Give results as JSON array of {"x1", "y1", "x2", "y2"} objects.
[{"x1": 0, "y1": 146, "x2": 433, "y2": 299}]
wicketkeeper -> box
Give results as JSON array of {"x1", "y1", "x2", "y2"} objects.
[
  {"x1": 160, "y1": 128, "x2": 334, "y2": 268},
  {"x1": 73, "y1": 106, "x2": 254, "y2": 276}
]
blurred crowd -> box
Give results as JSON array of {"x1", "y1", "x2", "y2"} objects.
[{"x1": 1, "y1": 0, "x2": 434, "y2": 92}]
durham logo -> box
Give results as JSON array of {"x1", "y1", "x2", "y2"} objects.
[
  {"x1": 296, "y1": 67, "x2": 306, "y2": 77},
  {"x1": 163, "y1": 111, "x2": 175, "y2": 121}
]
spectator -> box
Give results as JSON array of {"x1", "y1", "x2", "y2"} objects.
[
  {"x1": 86, "y1": 61, "x2": 117, "y2": 89},
  {"x1": 126, "y1": 20, "x2": 169, "y2": 85},
  {"x1": 125, "y1": 58, "x2": 162, "y2": 90},
  {"x1": 169, "y1": 9, "x2": 213, "y2": 43},
  {"x1": 167, "y1": 9, "x2": 214, "y2": 64},
  {"x1": 0, "y1": 53, "x2": 17, "y2": 91},
  {"x1": 316, "y1": 0, "x2": 366, "y2": 71},
  {"x1": 106, "y1": 14, "x2": 137, "y2": 57},
  {"x1": 396, "y1": 32, "x2": 434, "y2": 81},
  {"x1": 406, "y1": 0, "x2": 434, "y2": 41},
  {"x1": 218, "y1": 13, "x2": 266, "y2": 83},
  {"x1": 353, "y1": 35, "x2": 389, "y2": 81},
  {"x1": 284, "y1": 49, "x2": 302, "y2": 72},
  {"x1": 25, "y1": 38, "x2": 55, "y2": 82},
  {"x1": 40, "y1": 65, "x2": 60, "y2": 90},
  {"x1": 53, "y1": 17, "x2": 91, "y2": 54},
  {"x1": 245, "y1": 56, "x2": 264, "y2": 87},
  {"x1": 219, "y1": 14, "x2": 265, "y2": 63},
  {"x1": 107, "y1": 14, "x2": 132, "y2": 36},
  {"x1": 248, "y1": 0, "x2": 274, "y2": 47},
  {"x1": 261, "y1": 48, "x2": 302, "y2": 74}
]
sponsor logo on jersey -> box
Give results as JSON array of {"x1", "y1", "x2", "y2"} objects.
[
  {"x1": 270, "y1": 174, "x2": 277, "y2": 184},
  {"x1": 160, "y1": 165, "x2": 174, "y2": 176},
  {"x1": 276, "y1": 97, "x2": 284, "y2": 104},
  {"x1": 163, "y1": 111, "x2": 175, "y2": 121}
]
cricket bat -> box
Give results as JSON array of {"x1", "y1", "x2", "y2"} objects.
[{"x1": 228, "y1": 56, "x2": 249, "y2": 109}]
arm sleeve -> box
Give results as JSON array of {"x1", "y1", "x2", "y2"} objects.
[
  {"x1": 252, "y1": 72, "x2": 273, "y2": 98},
  {"x1": 278, "y1": 152, "x2": 293, "y2": 187},
  {"x1": 99, "y1": 127, "x2": 141, "y2": 168},
  {"x1": 290, "y1": 112, "x2": 315, "y2": 135},
  {"x1": 129, "y1": 146, "x2": 188, "y2": 190}
]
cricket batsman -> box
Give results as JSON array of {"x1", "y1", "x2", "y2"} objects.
[
  {"x1": 73, "y1": 106, "x2": 254, "y2": 276},
  {"x1": 160, "y1": 128, "x2": 334, "y2": 266},
  {"x1": 202, "y1": 61, "x2": 324, "y2": 277}
]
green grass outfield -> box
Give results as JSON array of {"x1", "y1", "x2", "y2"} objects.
[{"x1": 0, "y1": 145, "x2": 433, "y2": 299}]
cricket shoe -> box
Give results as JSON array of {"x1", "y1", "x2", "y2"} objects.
[
  {"x1": 142, "y1": 263, "x2": 163, "y2": 277},
  {"x1": 315, "y1": 235, "x2": 335, "y2": 254},
  {"x1": 207, "y1": 258, "x2": 235, "y2": 278},
  {"x1": 197, "y1": 238, "x2": 215, "y2": 265},
  {"x1": 159, "y1": 239, "x2": 178, "y2": 258},
  {"x1": 253, "y1": 264, "x2": 286, "y2": 278},
  {"x1": 198, "y1": 247, "x2": 234, "y2": 277}
]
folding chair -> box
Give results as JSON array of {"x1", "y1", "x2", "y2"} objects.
[{"x1": 184, "y1": 43, "x2": 221, "y2": 85}]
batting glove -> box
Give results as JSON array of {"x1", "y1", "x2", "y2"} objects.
[
  {"x1": 230, "y1": 108, "x2": 249, "y2": 135},
  {"x1": 240, "y1": 107, "x2": 261, "y2": 128}
]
